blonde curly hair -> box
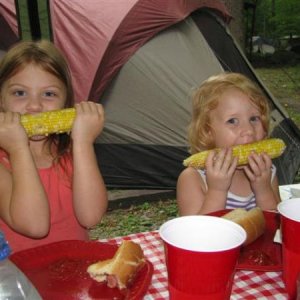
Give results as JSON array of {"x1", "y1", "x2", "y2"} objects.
[{"x1": 188, "y1": 72, "x2": 270, "y2": 154}]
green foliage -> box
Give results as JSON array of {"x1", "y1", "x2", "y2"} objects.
[
  {"x1": 255, "y1": 0, "x2": 300, "y2": 39},
  {"x1": 270, "y1": 1, "x2": 300, "y2": 37},
  {"x1": 255, "y1": 66, "x2": 300, "y2": 129}
]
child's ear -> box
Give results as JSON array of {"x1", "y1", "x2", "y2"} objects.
[
  {"x1": 207, "y1": 128, "x2": 212, "y2": 136},
  {"x1": 205, "y1": 128, "x2": 215, "y2": 148},
  {"x1": 207, "y1": 125, "x2": 215, "y2": 139}
]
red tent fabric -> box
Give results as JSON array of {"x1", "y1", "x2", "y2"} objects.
[{"x1": 0, "y1": 0, "x2": 230, "y2": 102}]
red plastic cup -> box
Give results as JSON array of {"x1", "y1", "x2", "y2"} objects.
[
  {"x1": 159, "y1": 216, "x2": 246, "y2": 300},
  {"x1": 278, "y1": 198, "x2": 300, "y2": 300}
]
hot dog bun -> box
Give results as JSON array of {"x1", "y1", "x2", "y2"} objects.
[
  {"x1": 222, "y1": 207, "x2": 265, "y2": 245},
  {"x1": 87, "y1": 240, "x2": 145, "y2": 289}
]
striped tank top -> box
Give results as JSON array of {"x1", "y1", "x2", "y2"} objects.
[{"x1": 197, "y1": 164, "x2": 276, "y2": 210}]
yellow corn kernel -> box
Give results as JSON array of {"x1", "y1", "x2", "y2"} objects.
[
  {"x1": 21, "y1": 108, "x2": 76, "y2": 137},
  {"x1": 183, "y1": 138, "x2": 286, "y2": 169}
]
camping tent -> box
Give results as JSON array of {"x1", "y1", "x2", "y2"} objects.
[{"x1": 1, "y1": 0, "x2": 300, "y2": 189}]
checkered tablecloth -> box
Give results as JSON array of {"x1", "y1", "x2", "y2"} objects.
[{"x1": 99, "y1": 231, "x2": 288, "y2": 299}]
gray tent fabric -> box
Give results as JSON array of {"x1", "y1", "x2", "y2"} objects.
[
  {"x1": 99, "y1": 17, "x2": 223, "y2": 146},
  {"x1": 95, "y1": 17, "x2": 224, "y2": 189}
]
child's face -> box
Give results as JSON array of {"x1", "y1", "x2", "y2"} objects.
[
  {"x1": 1, "y1": 63, "x2": 66, "y2": 114},
  {"x1": 208, "y1": 87, "x2": 266, "y2": 148}
]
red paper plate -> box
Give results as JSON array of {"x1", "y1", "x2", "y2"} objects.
[
  {"x1": 10, "y1": 240, "x2": 154, "y2": 300},
  {"x1": 209, "y1": 210, "x2": 282, "y2": 272}
]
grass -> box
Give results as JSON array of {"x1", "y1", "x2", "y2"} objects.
[
  {"x1": 89, "y1": 65, "x2": 300, "y2": 240},
  {"x1": 89, "y1": 199, "x2": 178, "y2": 240},
  {"x1": 255, "y1": 66, "x2": 300, "y2": 127}
]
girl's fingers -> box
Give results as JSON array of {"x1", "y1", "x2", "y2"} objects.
[
  {"x1": 247, "y1": 154, "x2": 260, "y2": 175},
  {"x1": 96, "y1": 103, "x2": 104, "y2": 115},
  {"x1": 228, "y1": 156, "x2": 238, "y2": 173},
  {"x1": 214, "y1": 148, "x2": 235, "y2": 171},
  {"x1": 206, "y1": 150, "x2": 217, "y2": 168},
  {"x1": 76, "y1": 101, "x2": 104, "y2": 115},
  {"x1": 213, "y1": 148, "x2": 226, "y2": 168},
  {"x1": 246, "y1": 152, "x2": 272, "y2": 179},
  {"x1": 0, "y1": 111, "x2": 21, "y2": 124},
  {"x1": 261, "y1": 152, "x2": 272, "y2": 168},
  {"x1": 222, "y1": 148, "x2": 234, "y2": 169},
  {"x1": 248, "y1": 152, "x2": 271, "y2": 175},
  {"x1": 207, "y1": 148, "x2": 237, "y2": 173},
  {"x1": 243, "y1": 165, "x2": 256, "y2": 181}
]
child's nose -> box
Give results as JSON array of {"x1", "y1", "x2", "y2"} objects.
[
  {"x1": 241, "y1": 123, "x2": 254, "y2": 136},
  {"x1": 26, "y1": 95, "x2": 42, "y2": 111}
]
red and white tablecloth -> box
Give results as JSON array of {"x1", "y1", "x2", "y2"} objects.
[{"x1": 99, "y1": 230, "x2": 288, "y2": 299}]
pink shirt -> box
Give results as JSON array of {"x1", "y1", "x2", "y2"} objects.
[{"x1": 0, "y1": 150, "x2": 88, "y2": 253}]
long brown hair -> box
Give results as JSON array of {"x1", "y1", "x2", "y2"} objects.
[{"x1": 0, "y1": 40, "x2": 74, "y2": 162}]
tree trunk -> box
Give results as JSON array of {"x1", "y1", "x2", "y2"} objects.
[{"x1": 223, "y1": 0, "x2": 245, "y2": 50}]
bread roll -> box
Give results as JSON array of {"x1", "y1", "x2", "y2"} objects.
[
  {"x1": 87, "y1": 240, "x2": 145, "y2": 289},
  {"x1": 222, "y1": 207, "x2": 265, "y2": 245}
]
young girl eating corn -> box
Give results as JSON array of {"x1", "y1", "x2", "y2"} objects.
[
  {"x1": 177, "y1": 72, "x2": 281, "y2": 215},
  {"x1": 0, "y1": 40, "x2": 107, "y2": 252}
]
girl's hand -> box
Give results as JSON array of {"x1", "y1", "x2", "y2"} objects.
[
  {"x1": 71, "y1": 102, "x2": 105, "y2": 144},
  {"x1": 0, "y1": 112, "x2": 28, "y2": 153},
  {"x1": 205, "y1": 148, "x2": 238, "y2": 192},
  {"x1": 242, "y1": 152, "x2": 273, "y2": 194}
]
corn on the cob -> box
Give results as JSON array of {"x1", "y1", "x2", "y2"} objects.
[
  {"x1": 183, "y1": 138, "x2": 286, "y2": 169},
  {"x1": 21, "y1": 108, "x2": 76, "y2": 137}
]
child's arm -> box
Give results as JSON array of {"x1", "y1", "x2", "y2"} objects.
[
  {"x1": 177, "y1": 168, "x2": 229, "y2": 216},
  {"x1": 177, "y1": 167, "x2": 207, "y2": 215},
  {"x1": 71, "y1": 102, "x2": 108, "y2": 228},
  {"x1": 177, "y1": 148, "x2": 238, "y2": 215},
  {"x1": 0, "y1": 112, "x2": 50, "y2": 237},
  {"x1": 243, "y1": 152, "x2": 281, "y2": 210}
]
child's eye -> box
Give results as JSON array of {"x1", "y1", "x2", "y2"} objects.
[
  {"x1": 43, "y1": 91, "x2": 57, "y2": 97},
  {"x1": 227, "y1": 118, "x2": 238, "y2": 125},
  {"x1": 250, "y1": 116, "x2": 261, "y2": 122},
  {"x1": 13, "y1": 90, "x2": 26, "y2": 97}
]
